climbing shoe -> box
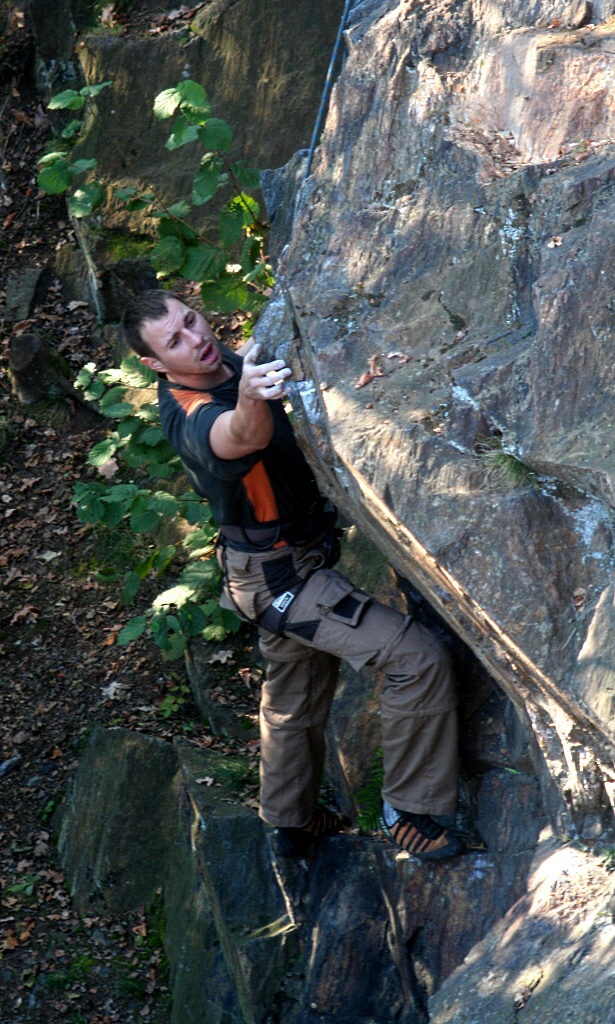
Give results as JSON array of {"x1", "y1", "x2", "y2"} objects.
[
  {"x1": 275, "y1": 806, "x2": 351, "y2": 858},
  {"x1": 380, "y1": 808, "x2": 466, "y2": 862}
]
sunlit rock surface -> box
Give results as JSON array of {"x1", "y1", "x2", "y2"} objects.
[{"x1": 255, "y1": 0, "x2": 615, "y2": 840}]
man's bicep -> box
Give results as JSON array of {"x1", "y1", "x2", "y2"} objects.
[{"x1": 209, "y1": 409, "x2": 264, "y2": 460}]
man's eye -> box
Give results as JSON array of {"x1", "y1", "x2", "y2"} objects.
[
  {"x1": 170, "y1": 336, "x2": 179, "y2": 348},
  {"x1": 186, "y1": 313, "x2": 195, "y2": 327}
]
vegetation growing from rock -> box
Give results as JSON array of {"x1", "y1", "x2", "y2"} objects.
[{"x1": 36, "y1": 77, "x2": 274, "y2": 658}]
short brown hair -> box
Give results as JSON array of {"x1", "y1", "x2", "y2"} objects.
[{"x1": 122, "y1": 290, "x2": 179, "y2": 357}]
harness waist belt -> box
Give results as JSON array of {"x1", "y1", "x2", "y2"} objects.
[{"x1": 219, "y1": 523, "x2": 283, "y2": 548}]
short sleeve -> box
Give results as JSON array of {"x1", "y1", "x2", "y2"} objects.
[{"x1": 183, "y1": 402, "x2": 260, "y2": 481}]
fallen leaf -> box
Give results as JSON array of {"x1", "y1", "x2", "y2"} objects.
[
  {"x1": 67, "y1": 300, "x2": 89, "y2": 311},
  {"x1": 10, "y1": 605, "x2": 39, "y2": 625},
  {"x1": 101, "y1": 681, "x2": 123, "y2": 699},
  {"x1": 209, "y1": 649, "x2": 235, "y2": 664},
  {"x1": 2, "y1": 930, "x2": 19, "y2": 950},
  {"x1": 354, "y1": 371, "x2": 374, "y2": 389},
  {"x1": 36, "y1": 550, "x2": 61, "y2": 563},
  {"x1": 195, "y1": 776, "x2": 215, "y2": 786},
  {"x1": 547, "y1": 236, "x2": 562, "y2": 248},
  {"x1": 98, "y1": 458, "x2": 119, "y2": 479}
]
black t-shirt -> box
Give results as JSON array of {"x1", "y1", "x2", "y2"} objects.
[{"x1": 157, "y1": 347, "x2": 322, "y2": 529}]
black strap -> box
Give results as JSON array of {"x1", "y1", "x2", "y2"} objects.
[{"x1": 257, "y1": 581, "x2": 307, "y2": 636}]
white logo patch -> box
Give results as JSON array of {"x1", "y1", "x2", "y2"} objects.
[{"x1": 271, "y1": 591, "x2": 295, "y2": 613}]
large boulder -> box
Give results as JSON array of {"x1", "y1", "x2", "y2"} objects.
[
  {"x1": 254, "y1": 0, "x2": 615, "y2": 841},
  {"x1": 59, "y1": 727, "x2": 547, "y2": 1024}
]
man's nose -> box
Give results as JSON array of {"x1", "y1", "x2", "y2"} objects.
[{"x1": 184, "y1": 326, "x2": 202, "y2": 346}]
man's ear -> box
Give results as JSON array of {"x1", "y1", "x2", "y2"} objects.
[{"x1": 140, "y1": 355, "x2": 165, "y2": 373}]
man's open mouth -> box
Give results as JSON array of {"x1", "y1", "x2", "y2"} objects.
[{"x1": 199, "y1": 342, "x2": 216, "y2": 363}]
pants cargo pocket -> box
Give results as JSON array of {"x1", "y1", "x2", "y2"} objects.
[{"x1": 315, "y1": 572, "x2": 371, "y2": 627}]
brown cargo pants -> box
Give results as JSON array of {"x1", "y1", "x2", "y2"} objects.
[{"x1": 218, "y1": 537, "x2": 458, "y2": 828}]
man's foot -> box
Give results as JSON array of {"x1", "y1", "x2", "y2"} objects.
[
  {"x1": 380, "y1": 807, "x2": 466, "y2": 862},
  {"x1": 275, "y1": 806, "x2": 351, "y2": 858}
]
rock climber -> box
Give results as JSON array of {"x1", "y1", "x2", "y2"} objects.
[{"x1": 122, "y1": 290, "x2": 466, "y2": 860}]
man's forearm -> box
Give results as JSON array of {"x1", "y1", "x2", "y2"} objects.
[{"x1": 227, "y1": 393, "x2": 274, "y2": 451}]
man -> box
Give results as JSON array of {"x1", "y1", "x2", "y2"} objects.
[{"x1": 122, "y1": 290, "x2": 465, "y2": 860}]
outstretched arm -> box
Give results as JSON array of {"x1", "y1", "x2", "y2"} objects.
[{"x1": 209, "y1": 343, "x2": 292, "y2": 460}]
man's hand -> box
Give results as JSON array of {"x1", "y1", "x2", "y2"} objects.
[
  {"x1": 240, "y1": 343, "x2": 292, "y2": 401},
  {"x1": 208, "y1": 343, "x2": 292, "y2": 460}
]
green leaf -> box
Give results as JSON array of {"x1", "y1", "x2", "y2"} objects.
[
  {"x1": 161, "y1": 632, "x2": 186, "y2": 661},
  {"x1": 69, "y1": 158, "x2": 98, "y2": 174},
  {"x1": 38, "y1": 151, "x2": 69, "y2": 166},
  {"x1": 48, "y1": 90, "x2": 85, "y2": 110},
  {"x1": 139, "y1": 426, "x2": 166, "y2": 446},
  {"x1": 121, "y1": 572, "x2": 142, "y2": 604},
  {"x1": 166, "y1": 114, "x2": 200, "y2": 151},
  {"x1": 80, "y1": 81, "x2": 112, "y2": 98},
  {"x1": 38, "y1": 160, "x2": 71, "y2": 195},
  {"x1": 130, "y1": 502, "x2": 162, "y2": 534},
  {"x1": 147, "y1": 491, "x2": 180, "y2": 515},
  {"x1": 230, "y1": 161, "x2": 261, "y2": 189},
  {"x1": 240, "y1": 235, "x2": 261, "y2": 272},
  {"x1": 197, "y1": 118, "x2": 232, "y2": 152},
  {"x1": 151, "y1": 236, "x2": 186, "y2": 275},
  {"x1": 179, "y1": 560, "x2": 218, "y2": 588},
  {"x1": 153, "y1": 86, "x2": 182, "y2": 120},
  {"x1": 82, "y1": 379, "x2": 106, "y2": 401},
  {"x1": 114, "y1": 186, "x2": 138, "y2": 199},
  {"x1": 100, "y1": 401, "x2": 134, "y2": 418},
  {"x1": 192, "y1": 155, "x2": 223, "y2": 205},
  {"x1": 180, "y1": 243, "x2": 221, "y2": 282},
  {"x1": 61, "y1": 119, "x2": 83, "y2": 140},
  {"x1": 77, "y1": 500, "x2": 105, "y2": 524},
  {"x1": 154, "y1": 545, "x2": 176, "y2": 573},
  {"x1": 87, "y1": 438, "x2": 119, "y2": 465},
  {"x1": 219, "y1": 193, "x2": 260, "y2": 245},
  {"x1": 177, "y1": 79, "x2": 209, "y2": 114},
  {"x1": 102, "y1": 484, "x2": 139, "y2": 503},
  {"x1": 179, "y1": 602, "x2": 206, "y2": 636},
  {"x1": 200, "y1": 276, "x2": 249, "y2": 313},
  {"x1": 100, "y1": 385, "x2": 128, "y2": 408},
  {"x1": 99, "y1": 501, "x2": 127, "y2": 528},
  {"x1": 165, "y1": 200, "x2": 192, "y2": 219},
  {"x1": 116, "y1": 416, "x2": 141, "y2": 439},
  {"x1": 68, "y1": 183, "x2": 104, "y2": 219},
  {"x1": 153, "y1": 583, "x2": 195, "y2": 609},
  {"x1": 74, "y1": 366, "x2": 94, "y2": 388},
  {"x1": 117, "y1": 615, "x2": 148, "y2": 645}
]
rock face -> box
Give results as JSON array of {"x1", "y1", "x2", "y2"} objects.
[
  {"x1": 60, "y1": 728, "x2": 547, "y2": 1024},
  {"x1": 254, "y1": 0, "x2": 615, "y2": 844}
]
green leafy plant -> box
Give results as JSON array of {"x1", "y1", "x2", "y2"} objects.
[
  {"x1": 36, "y1": 81, "x2": 111, "y2": 218},
  {"x1": 158, "y1": 681, "x2": 191, "y2": 719},
  {"x1": 38, "y1": 77, "x2": 273, "y2": 318},
  {"x1": 7, "y1": 872, "x2": 42, "y2": 897},
  {"x1": 37, "y1": 79, "x2": 270, "y2": 659},
  {"x1": 73, "y1": 356, "x2": 241, "y2": 660}
]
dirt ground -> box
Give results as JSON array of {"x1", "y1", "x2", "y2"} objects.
[{"x1": 0, "y1": 12, "x2": 264, "y2": 1022}]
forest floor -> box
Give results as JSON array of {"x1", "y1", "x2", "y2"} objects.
[{"x1": 0, "y1": 18, "x2": 264, "y2": 1024}]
